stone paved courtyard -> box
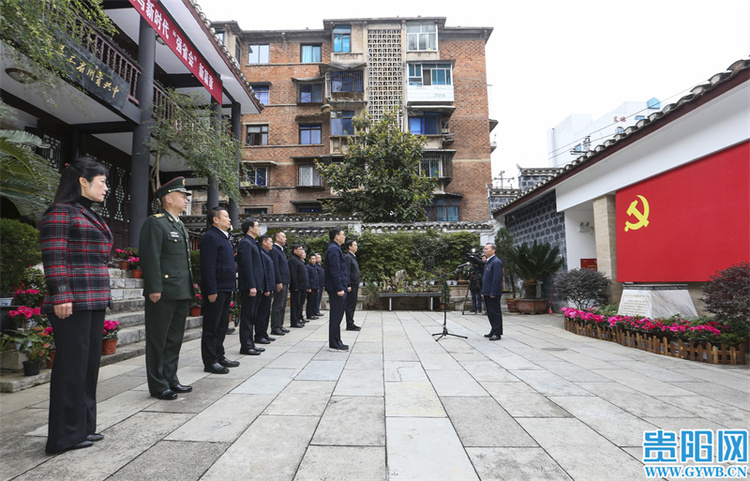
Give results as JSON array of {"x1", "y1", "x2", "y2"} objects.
[{"x1": 1, "y1": 310, "x2": 748, "y2": 480}]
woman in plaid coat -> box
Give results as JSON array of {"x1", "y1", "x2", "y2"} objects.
[{"x1": 41, "y1": 158, "x2": 113, "y2": 454}]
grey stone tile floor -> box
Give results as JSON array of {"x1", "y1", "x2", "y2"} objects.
[{"x1": 1, "y1": 310, "x2": 748, "y2": 480}]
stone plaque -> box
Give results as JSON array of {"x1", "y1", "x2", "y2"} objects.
[{"x1": 618, "y1": 284, "x2": 698, "y2": 318}]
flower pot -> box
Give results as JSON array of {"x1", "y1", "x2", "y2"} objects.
[
  {"x1": 22, "y1": 360, "x2": 41, "y2": 376},
  {"x1": 119, "y1": 261, "x2": 130, "y2": 270},
  {"x1": 190, "y1": 306, "x2": 201, "y2": 317},
  {"x1": 131, "y1": 269, "x2": 143, "y2": 279},
  {"x1": 46, "y1": 350, "x2": 55, "y2": 369},
  {"x1": 102, "y1": 338, "x2": 117, "y2": 355},
  {"x1": 506, "y1": 298, "x2": 518, "y2": 312},
  {"x1": 516, "y1": 298, "x2": 548, "y2": 314}
]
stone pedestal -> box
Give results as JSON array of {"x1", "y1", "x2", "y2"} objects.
[{"x1": 618, "y1": 284, "x2": 698, "y2": 318}]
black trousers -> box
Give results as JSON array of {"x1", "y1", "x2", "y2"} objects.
[
  {"x1": 145, "y1": 298, "x2": 188, "y2": 395},
  {"x1": 484, "y1": 295, "x2": 503, "y2": 337},
  {"x1": 328, "y1": 290, "x2": 346, "y2": 348},
  {"x1": 270, "y1": 284, "x2": 288, "y2": 330},
  {"x1": 239, "y1": 291, "x2": 259, "y2": 350},
  {"x1": 46, "y1": 309, "x2": 105, "y2": 453},
  {"x1": 290, "y1": 289, "x2": 305, "y2": 325},
  {"x1": 345, "y1": 285, "x2": 359, "y2": 327},
  {"x1": 316, "y1": 289, "x2": 323, "y2": 315},
  {"x1": 306, "y1": 289, "x2": 318, "y2": 319},
  {"x1": 255, "y1": 292, "x2": 272, "y2": 340},
  {"x1": 201, "y1": 291, "x2": 231, "y2": 366}
]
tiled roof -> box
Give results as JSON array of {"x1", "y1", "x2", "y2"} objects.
[{"x1": 492, "y1": 59, "x2": 750, "y2": 217}]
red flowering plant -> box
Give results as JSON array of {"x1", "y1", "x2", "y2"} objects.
[
  {"x1": 8, "y1": 305, "x2": 48, "y2": 330},
  {"x1": 12, "y1": 288, "x2": 44, "y2": 307},
  {"x1": 128, "y1": 256, "x2": 141, "y2": 269},
  {"x1": 114, "y1": 247, "x2": 138, "y2": 261},
  {"x1": 103, "y1": 320, "x2": 121, "y2": 340},
  {"x1": 190, "y1": 284, "x2": 202, "y2": 308}
]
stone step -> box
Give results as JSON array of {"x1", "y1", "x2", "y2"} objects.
[
  {"x1": 116, "y1": 314, "x2": 203, "y2": 347},
  {"x1": 110, "y1": 277, "x2": 144, "y2": 289},
  {"x1": 110, "y1": 298, "x2": 145, "y2": 313}
]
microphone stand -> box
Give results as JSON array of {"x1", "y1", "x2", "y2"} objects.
[{"x1": 431, "y1": 264, "x2": 469, "y2": 342}]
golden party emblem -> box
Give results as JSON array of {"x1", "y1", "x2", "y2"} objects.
[{"x1": 624, "y1": 195, "x2": 650, "y2": 232}]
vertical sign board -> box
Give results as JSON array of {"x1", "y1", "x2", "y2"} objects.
[
  {"x1": 129, "y1": 0, "x2": 222, "y2": 103},
  {"x1": 617, "y1": 141, "x2": 750, "y2": 282}
]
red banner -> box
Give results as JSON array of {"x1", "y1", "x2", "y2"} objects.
[
  {"x1": 617, "y1": 141, "x2": 750, "y2": 282},
  {"x1": 129, "y1": 0, "x2": 222, "y2": 103}
]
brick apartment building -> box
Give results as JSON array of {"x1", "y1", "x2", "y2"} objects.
[{"x1": 211, "y1": 17, "x2": 495, "y2": 222}]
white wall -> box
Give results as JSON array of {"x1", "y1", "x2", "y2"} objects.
[{"x1": 563, "y1": 208, "x2": 596, "y2": 270}]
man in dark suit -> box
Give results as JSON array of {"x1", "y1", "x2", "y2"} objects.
[
  {"x1": 325, "y1": 227, "x2": 349, "y2": 351},
  {"x1": 315, "y1": 254, "x2": 324, "y2": 316},
  {"x1": 270, "y1": 231, "x2": 291, "y2": 333},
  {"x1": 235, "y1": 218, "x2": 264, "y2": 356},
  {"x1": 305, "y1": 255, "x2": 319, "y2": 321},
  {"x1": 139, "y1": 177, "x2": 194, "y2": 400},
  {"x1": 257, "y1": 235, "x2": 276, "y2": 342},
  {"x1": 288, "y1": 244, "x2": 308, "y2": 328},
  {"x1": 481, "y1": 243, "x2": 504, "y2": 341},
  {"x1": 343, "y1": 240, "x2": 361, "y2": 331},
  {"x1": 200, "y1": 207, "x2": 240, "y2": 374}
]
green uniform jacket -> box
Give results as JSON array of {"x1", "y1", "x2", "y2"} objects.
[{"x1": 139, "y1": 212, "x2": 194, "y2": 300}]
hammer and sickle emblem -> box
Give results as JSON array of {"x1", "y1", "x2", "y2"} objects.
[{"x1": 624, "y1": 195, "x2": 650, "y2": 232}]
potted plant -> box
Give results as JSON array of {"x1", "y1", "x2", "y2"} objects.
[
  {"x1": 102, "y1": 319, "x2": 120, "y2": 355},
  {"x1": 362, "y1": 282, "x2": 380, "y2": 310},
  {"x1": 12, "y1": 288, "x2": 45, "y2": 308},
  {"x1": 7, "y1": 305, "x2": 47, "y2": 331},
  {"x1": 114, "y1": 247, "x2": 138, "y2": 270},
  {"x1": 128, "y1": 256, "x2": 142, "y2": 278},
  {"x1": 509, "y1": 240, "x2": 563, "y2": 314},
  {"x1": 190, "y1": 285, "x2": 202, "y2": 316},
  {"x1": 6, "y1": 328, "x2": 52, "y2": 376}
]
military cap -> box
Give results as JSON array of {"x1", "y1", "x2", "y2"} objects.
[{"x1": 154, "y1": 176, "x2": 191, "y2": 199}]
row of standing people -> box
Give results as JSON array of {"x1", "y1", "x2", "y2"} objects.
[{"x1": 39, "y1": 163, "x2": 365, "y2": 454}]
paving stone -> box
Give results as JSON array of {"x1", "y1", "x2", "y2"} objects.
[
  {"x1": 508, "y1": 368, "x2": 592, "y2": 396},
  {"x1": 482, "y1": 381, "x2": 571, "y2": 418},
  {"x1": 466, "y1": 447, "x2": 573, "y2": 481},
  {"x1": 426, "y1": 368, "x2": 487, "y2": 396},
  {"x1": 295, "y1": 446, "x2": 385, "y2": 481},
  {"x1": 385, "y1": 381, "x2": 445, "y2": 417},
  {"x1": 265, "y1": 380, "x2": 335, "y2": 416},
  {"x1": 295, "y1": 360, "x2": 346, "y2": 381},
  {"x1": 312, "y1": 396, "x2": 385, "y2": 446},
  {"x1": 334, "y1": 368, "x2": 384, "y2": 396},
  {"x1": 442, "y1": 396, "x2": 537, "y2": 447},
  {"x1": 384, "y1": 361, "x2": 428, "y2": 382},
  {"x1": 108, "y1": 440, "x2": 228, "y2": 480}
]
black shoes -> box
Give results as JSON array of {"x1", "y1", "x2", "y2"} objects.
[
  {"x1": 219, "y1": 357, "x2": 240, "y2": 368},
  {"x1": 255, "y1": 338, "x2": 271, "y2": 344},
  {"x1": 204, "y1": 363, "x2": 229, "y2": 374},
  {"x1": 489, "y1": 335, "x2": 502, "y2": 341},
  {"x1": 47, "y1": 439, "x2": 94, "y2": 454},
  {"x1": 170, "y1": 383, "x2": 192, "y2": 393},
  {"x1": 87, "y1": 433, "x2": 104, "y2": 442},
  {"x1": 152, "y1": 389, "x2": 178, "y2": 400},
  {"x1": 270, "y1": 329, "x2": 286, "y2": 336},
  {"x1": 265, "y1": 335, "x2": 276, "y2": 341},
  {"x1": 239, "y1": 348, "x2": 261, "y2": 355},
  {"x1": 346, "y1": 325, "x2": 361, "y2": 331},
  {"x1": 226, "y1": 328, "x2": 236, "y2": 334},
  {"x1": 280, "y1": 327, "x2": 290, "y2": 333},
  {"x1": 484, "y1": 333, "x2": 492, "y2": 338},
  {"x1": 290, "y1": 323, "x2": 304, "y2": 328},
  {"x1": 329, "y1": 344, "x2": 349, "y2": 352}
]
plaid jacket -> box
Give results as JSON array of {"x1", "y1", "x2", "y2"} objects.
[{"x1": 41, "y1": 202, "x2": 113, "y2": 313}]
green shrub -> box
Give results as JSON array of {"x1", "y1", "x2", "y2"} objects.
[
  {"x1": 0, "y1": 219, "x2": 41, "y2": 295},
  {"x1": 701, "y1": 262, "x2": 749, "y2": 339},
  {"x1": 555, "y1": 268, "x2": 610, "y2": 310}
]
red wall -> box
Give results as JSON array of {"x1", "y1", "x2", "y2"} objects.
[{"x1": 617, "y1": 141, "x2": 750, "y2": 282}]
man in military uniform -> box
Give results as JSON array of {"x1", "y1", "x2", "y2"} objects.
[{"x1": 139, "y1": 177, "x2": 194, "y2": 400}]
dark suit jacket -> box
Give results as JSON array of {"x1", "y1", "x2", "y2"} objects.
[
  {"x1": 270, "y1": 244, "x2": 291, "y2": 284},
  {"x1": 237, "y1": 235, "x2": 263, "y2": 292},
  {"x1": 139, "y1": 211, "x2": 194, "y2": 300},
  {"x1": 315, "y1": 263, "x2": 325, "y2": 290},
  {"x1": 344, "y1": 252, "x2": 360, "y2": 288},
  {"x1": 40, "y1": 202, "x2": 113, "y2": 312},
  {"x1": 289, "y1": 255, "x2": 308, "y2": 291},
  {"x1": 324, "y1": 242, "x2": 347, "y2": 293},
  {"x1": 306, "y1": 263, "x2": 318, "y2": 290},
  {"x1": 200, "y1": 226, "x2": 236, "y2": 294},
  {"x1": 481, "y1": 255, "x2": 504, "y2": 296},
  {"x1": 260, "y1": 248, "x2": 276, "y2": 293}
]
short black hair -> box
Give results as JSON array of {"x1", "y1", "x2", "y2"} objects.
[
  {"x1": 346, "y1": 239, "x2": 357, "y2": 249},
  {"x1": 329, "y1": 226, "x2": 343, "y2": 241},
  {"x1": 241, "y1": 218, "x2": 258, "y2": 234},
  {"x1": 258, "y1": 234, "x2": 272, "y2": 245},
  {"x1": 291, "y1": 244, "x2": 302, "y2": 251},
  {"x1": 207, "y1": 206, "x2": 227, "y2": 227}
]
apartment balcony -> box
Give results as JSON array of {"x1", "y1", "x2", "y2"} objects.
[{"x1": 406, "y1": 84, "x2": 454, "y2": 103}]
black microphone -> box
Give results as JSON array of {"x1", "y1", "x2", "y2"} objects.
[{"x1": 457, "y1": 262, "x2": 471, "y2": 268}]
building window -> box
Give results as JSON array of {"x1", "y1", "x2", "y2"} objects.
[
  {"x1": 216, "y1": 31, "x2": 225, "y2": 45},
  {"x1": 246, "y1": 125, "x2": 268, "y2": 146},
  {"x1": 299, "y1": 82, "x2": 323, "y2": 103},
  {"x1": 247, "y1": 44, "x2": 269, "y2": 64},
  {"x1": 235, "y1": 40, "x2": 242, "y2": 62},
  {"x1": 419, "y1": 154, "x2": 443, "y2": 178},
  {"x1": 331, "y1": 70, "x2": 363, "y2": 93},
  {"x1": 333, "y1": 25, "x2": 351, "y2": 52},
  {"x1": 244, "y1": 207, "x2": 268, "y2": 215},
  {"x1": 426, "y1": 198, "x2": 459, "y2": 221},
  {"x1": 246, "y1": 166, "x2": 268, "y2": 187},
  {"x1": 331, "y1": 111, "x2": 355, "y2": 136},
  {"x1": 406, "y1": 22, "x2": 437, "y2": 51},
  {"x1": 408, "y1": 63, "x2": 452, "y2": 86},
  {"x1": 297, "y1": 205, "x2": 322, "y2": 213},
  {"x1": 409, "y1": 113, "x2": 441, "y2": 135},
  {"x1": 299, "y1": 165, "x2": 322, "y2": 187},
  {"x1": 301, "y1": 44, "x2": 322, "y2": 63},
  {"x1": 251, "y1": 85, "x2": 269, "y2": 104},
  {"x1": 299, "y1": 124, "x2": 322, "y2": 144}
]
